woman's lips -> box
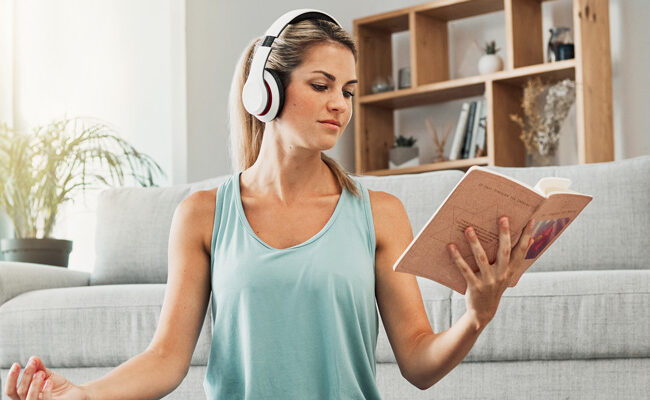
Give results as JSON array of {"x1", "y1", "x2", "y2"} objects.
[{"x1": 319, "y1": 121, "x2": 340, "y2": 130}]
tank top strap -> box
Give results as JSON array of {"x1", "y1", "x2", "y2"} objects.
[
  {"x1": 209, "y1": 172, "x2": 233, "y2": 265},
  {"x1": 350, "y1": 176, "x2": 377, "y2": 260}
]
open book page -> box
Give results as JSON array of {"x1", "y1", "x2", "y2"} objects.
[
  {"x1": 393, "y1": 167, "x2": 548, "y2": 294},
  {"x1": 507, "y1": 191, "x2": 593, "y2": 287}
]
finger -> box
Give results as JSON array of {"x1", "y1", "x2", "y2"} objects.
[
  {"x1": 29, "y1": 356, "x2": 53, "y2": 381},
  {"x1": 17, "y1": 357, "x2": 39, "y2": 399},
  {"x1": 26, "y1": 371, "x2": 47, "y2": 400},
  {"x1": 513, "y1": 218, "x2": 536, "y2": 260},
  {"x1": 42, "y1": 381, "x2": 52, "y2": 400},
  {"x1": 447, "y1": 243, "x2": 480, "y2": 287},
  {"x1": 495, "y1": 216, "x2": 512, "y2": 267},
  {"x1": 464, "y1": 226, "x2": 492, "y2": 278},
  {"x1": 4, "y1": 363, "x2": 21, "y2": 400}
]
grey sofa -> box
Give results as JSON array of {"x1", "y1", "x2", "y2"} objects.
[{"x1": 1, "y1": 155, "x2": 649, "y2": 399}]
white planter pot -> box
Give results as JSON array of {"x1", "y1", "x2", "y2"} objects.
[
  {"x1": 389, "y1": 146, "x2": 419, "y2": 169},
  {"x1": 478, "y1": 54, "x2": 503, "y2": 75}
]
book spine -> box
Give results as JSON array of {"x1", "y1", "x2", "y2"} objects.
[
  {"x1": 461, "y1": 101, "x2": 477, "y2": 159},
  {"x1": 448, "y1": 102, "x2": 470, "y2": 161},
  {"x1": 475, "y1": 99, "x2": 487, "y2": 156},
  {"x1": 468, "y1": 99, "x2": 483, "y2": 158}
]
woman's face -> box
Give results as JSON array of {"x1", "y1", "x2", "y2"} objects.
[{"x1": 275, "y1": 41, "x2": 357, "y2": 151}]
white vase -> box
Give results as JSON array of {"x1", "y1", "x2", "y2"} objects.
[{"x1": 478, "y1": 54, "x2": 503, "y2": 75}]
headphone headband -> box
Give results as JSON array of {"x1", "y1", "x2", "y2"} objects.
[{"x1": 242, "y1": 9, "x2": 342, "y2": 121}]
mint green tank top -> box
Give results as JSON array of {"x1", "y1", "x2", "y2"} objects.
[{"x1": 203, "y1": 171, "x2": 382, "y2": 399}]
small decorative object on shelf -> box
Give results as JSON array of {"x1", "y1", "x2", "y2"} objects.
[
  {"x1": 509, "y1": 77, "x2": 576, "y2": 166},
  {"x1": 389, "y1": 134, "x2": 419, "y2": 169},
  {"x1": 478, "y1": 40, "x2": 503, "y2": 75},
  {"x1": 398, "y1": 66, "x2": 411, "y2": 89},
  {"x1": 371, "y1": 75, "x2": 395, "y2": 93},
  {"x1": 547, "y1": 27, "x2": 572, "y2": 62},
  {"x1": 426, "y1": 118, "x2": 453, "y2": 163}
]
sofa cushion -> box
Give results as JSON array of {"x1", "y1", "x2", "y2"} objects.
[
  {"x1": 451, "y1": 270, "x2": 650, "y2": 362},
  {"x1": 485, "y1": 155, "x2": 650, "y2": 272},
  {"x1": 91, "y1": 176, "x2": 227, "y2": 285},
  {"x1": 376, "y1": 276, "x2": 451, "y2": 363},
  {"x1": 355, "y1": 169, "x2": 465, "y2": 240},
  {"x1": 0, "y1": 284, "x2": 212, "y2": 368}
]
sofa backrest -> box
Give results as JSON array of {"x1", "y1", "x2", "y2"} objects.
[
  {"x1": 91, "y1": 155, "x2": 649, "y2": 285},
  {"x1": 484, "y1": 155, "x2": 649, "y2": 272},
  {"x1": 90, "y1": 176, "x2": 228, "y2": 285},
  {"x1": 358, "y1": 155, "x2": 650, "y2": 273}
]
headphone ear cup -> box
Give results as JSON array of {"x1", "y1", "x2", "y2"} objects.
[{"x1": 255, "y1": 69, "x2": 285, "y2": 122}]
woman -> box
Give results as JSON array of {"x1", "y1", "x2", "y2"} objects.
[{"x1": 5, "y1": 11, "x2": 535, "y2": 400}]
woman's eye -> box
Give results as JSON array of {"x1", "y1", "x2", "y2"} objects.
[{"x1": 312, "y1": 84, "x2": 354, "y2": 98}]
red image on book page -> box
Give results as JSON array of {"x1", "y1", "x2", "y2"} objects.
[{"x1": 525, "y1": 217, "x2": 570, "y2": 259}]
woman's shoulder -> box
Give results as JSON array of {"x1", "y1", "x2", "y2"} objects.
[
  {"x1": 367, "y1": 188, "x2": 409, "y2": 248},
  {"x1": 179, "y1": 187, "x2": 219, "y2": 253}
]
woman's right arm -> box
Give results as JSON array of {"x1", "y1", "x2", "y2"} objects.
[
  {"x1": 81, "y1": 189, "x2": 216, "y2": 399},
  {"x1": 5, "y1": 189, "x2": 216, "y2": 400}
]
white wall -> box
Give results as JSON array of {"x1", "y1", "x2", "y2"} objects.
[
  {"x1": 3, "y1": 0, "x2": 186, "y2": 271},
  {"x1": 187, "y1": 0, "x2": 649, "y2": 183}
]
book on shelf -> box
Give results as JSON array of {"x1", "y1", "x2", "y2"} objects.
[
  {"x1": 468, "y1": 99, "x2": 484, "y2": 159},
  {"x1": 447, "y1": 102, "x2": 470, "y2": 161},
  {"x1": 392, "y1": 165, "x2": 593, "y2": 294},
  {"x1": 473, "y1": 102, "x2": 487, "y2": 157},
  {"x1": 461, "y1": 101, "x2": 477, "y2": 159}
]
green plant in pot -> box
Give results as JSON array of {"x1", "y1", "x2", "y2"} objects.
[
  {"x1": 389, "y1": 134, "x2": 419, "y2": 169},
  {"x1": 0, "y1": 117, "x2": 165, "y2": 267}
]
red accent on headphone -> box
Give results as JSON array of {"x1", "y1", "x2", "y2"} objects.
[{"x1": 258, "y1": 80, "x2": 272, "y2": 116}]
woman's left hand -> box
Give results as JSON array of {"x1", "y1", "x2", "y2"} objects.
[{"x1": 447, "y1": 216, "x2": 536, "y2": 328}]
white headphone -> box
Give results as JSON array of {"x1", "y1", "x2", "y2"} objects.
[{"x1": 241, "y1": 9, "x2": 342, "y2": 122}]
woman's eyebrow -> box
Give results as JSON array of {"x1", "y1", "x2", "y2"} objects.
[{"x1": 311, "y1": 70, "x2": 358, "y2": 85}]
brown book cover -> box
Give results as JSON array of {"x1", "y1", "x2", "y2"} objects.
[{"x1": 393, "y1": 165, "x2": 593, "y2": 294}]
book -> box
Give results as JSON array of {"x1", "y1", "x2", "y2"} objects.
[
  {"x1": 461, "y1": 101, "x2": 477, "y2": 159},
  {"x1": 468, "y1": 99, "x2": 483, "y2": 159},
  {"x1": 448, "y1": 102, "x2": 470, "y2": 161},
  {"x1": 392, "y1": 165, "x2": 593, "y2": 294},
  {"x1": 473, "y1": 103, "x2": 487, "y2": 157}
]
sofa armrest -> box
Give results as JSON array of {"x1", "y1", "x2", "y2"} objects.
[{"x1": 0, "y1": 261, "x2": 91, "y2": 306}]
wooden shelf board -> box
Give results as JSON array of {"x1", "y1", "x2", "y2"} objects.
[
  {"x1": 491, "y1": 59, "x2": 576, "y2": 85},
  {"x1": 358, "y1": 60, "x2": 576, "y2": 109},
  {"x1": 355, "y1": 10, "x2": 410, "y2": 32},
  {"x1": 415, "y1": 0, "x2": 504, "y2": 21},
  {"x1": 359, "y1": 75, "x2": 485, "y2": 109},
  {"x1": 363, "y1": 157, "x2": 490, "y2": 176}
]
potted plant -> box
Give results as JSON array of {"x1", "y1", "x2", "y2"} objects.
[
  {"x1": 478, "y1": 40, "x2": 503, "y2": 75},
  {"x1": 389, "y1": 134, "x2": 419, "y2": 169},
  {"x1": 0, "y1": 117, "x2": 165, "y2": 267}
]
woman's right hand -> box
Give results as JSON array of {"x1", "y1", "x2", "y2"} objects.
[{"x1": 4, "y1": 356, "x2": 89, "y2": 400}]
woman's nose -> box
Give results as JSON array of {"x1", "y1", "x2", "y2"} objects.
[{"x1": 327, "y1": 93, "x2": 347, "y2": 112}]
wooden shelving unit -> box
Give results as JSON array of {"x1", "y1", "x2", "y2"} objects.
[{"x1": 353, "y1": 0, "x2": 613, "y2": 176}]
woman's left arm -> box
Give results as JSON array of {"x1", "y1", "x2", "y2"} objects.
[{"x1": 370, "y1": 190, "x2": 535, "y2": 391}]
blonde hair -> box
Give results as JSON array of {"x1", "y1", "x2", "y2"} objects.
[{"x1": 228, "y1": 18, "x2": 361, "y2": 197}]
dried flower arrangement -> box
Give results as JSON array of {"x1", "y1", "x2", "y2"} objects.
[
  {"x1": 509, "y1": 77, "x2": 576, "y2": 157},
  {"x1": 425, "y1": 118, "x2": 453, "y2": 162}
]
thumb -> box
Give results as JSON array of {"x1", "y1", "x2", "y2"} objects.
[{"x1": 43, "y1": 380, "x2": 53, "y2": 400}]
